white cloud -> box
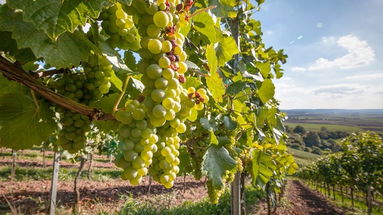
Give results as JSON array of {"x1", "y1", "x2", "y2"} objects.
[
  {"x1": 274, "y1": 78, "x2": 383, "y2": 109},
  {"x1": 316, "y1": 22, "x2": 323, "y2": 28},
  {"x1": 291, "y1": 35, "x2": 375, "y2": 72},
  {"x1": 345, "y1": 72, "x2": 383, "y2": 81},
  {"x1": 290, "y1": 67, "x2": 306, "y2": 72},
  {"x1": 313, "y1": 84, "x2": 365, "y2": 95},
  {"x1": 297, "y1": 35, "x2": 304, "y2": 40}
]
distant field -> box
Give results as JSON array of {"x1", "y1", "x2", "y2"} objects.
[
  {"x1": 288, "y1": 147, "x2": 321, "y2": 167},
  {"x1": 283, "y1": 109, "x2": 383, "y2": 132},
  {"x1": 284, "y1": 122, "x2": 361, "y2": 132}
]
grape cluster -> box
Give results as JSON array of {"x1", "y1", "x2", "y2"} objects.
[
  {"x1": 187, "y1": 87, "x2": 209, "y2": 111},
  {"x1": 83, "y1": 54, "x2": 113, "y2": 97},
  {"x1": 100, "y1": 3, "x2": 140, "y2": 50},
  {"x1": 114, "y1": 100, "x2": 159, "y2": 185},
  {"x1": 109, "y1": 0, "x2": 205, "y2": 187},
  {"x1": 52, "y1": 73, "x2": 92, "y2": 153},
  {"x1": 52, "y1": 55, "x2": 113, "y2": 153}
]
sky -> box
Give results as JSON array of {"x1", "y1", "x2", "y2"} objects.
[
  {"x1": 1, "y1": 0, "x2": 381, "y2": 109},
  {"x1": 255, "y1": 0, "x2": 383, "y2": 109}
]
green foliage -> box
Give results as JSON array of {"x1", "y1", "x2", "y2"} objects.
[
  {"x1": 202, "y1": 146, "x2": 236, "y2": 187},
  {"x1": 0, "y1": 0, "x2": 295, "y2": 205},
  {"x1": 0, "y1": 76, "x2": 56, "y2": 149},
  {"x1": 0, "y1": 5, "x2": 92, "y2": 68},
  {"x1": 7, "y1": 0, "x2": 107, "y2": 39},
  {"x1": 298, "y1": 131, "x2": 383, "y2": 195},
  {"x1": 258, "y1": 79, "x2": 275, "y2": 104}
]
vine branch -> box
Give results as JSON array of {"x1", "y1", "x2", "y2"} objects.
[
  {"x1": 113, "y1": 75, "x2": 130, "y2": 113},
  {"x1": 0, "y1": 56, "x2": 114, "y2": 121}
]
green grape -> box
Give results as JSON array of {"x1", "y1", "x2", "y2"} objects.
[
  {"x1": 154, "y1": 78, "x2": 168, "y2": 89},
  {"x1": 146, "y1": 64, "x2": 162, "y2": 79},
  {"x1": 151, "y1": 89, "x2": 166, "y2": 102},
  {"x1": 152, "y1": 104, "x2": 167, "y2": 117},
  {"x1": 132, "y1": 108, "x2": 146, "y2": 120},
  {"x1": 162, "y1": 68, "x2": 175, "y2": 80},
  {"x1": 158, "y1": 56, "x2": 171, "y2": 68},
  {"x1": 100, "y1": 3, "x2": 138, "y2": 49},
  {"x1": 148, "y1": 39, "x2": 162, "y2": 54},
  {"x1": 162, "y1": 40, "x2": 173, "y2": 53},
  {"x1": 178, "y1": 61, "x2": 188, "y2": 74},
  {"x1": 162, "y1": 97, "x2": 175, "y2": 109},
  {"x1": 153, "y1": 11, "x2": 169, "y2": 28},
  {"x1": 117, "y1": 0, "x2": 201, "y2": 189},
  {"x1": 146, "y1": 24, "x2": 161, "y2": 38}
]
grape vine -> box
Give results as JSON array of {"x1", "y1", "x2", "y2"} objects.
[{"x1": 0, "y1": 0, "x2": 296, "y2": 206}]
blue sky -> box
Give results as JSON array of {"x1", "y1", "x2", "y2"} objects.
[
  {"x1": 1, "y1": 0, "x2": 381, "y2": 109},
  {"x1": 255, "y1": 0, "x2": 383, "y2": 109}
]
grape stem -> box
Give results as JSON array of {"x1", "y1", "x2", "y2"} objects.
[
  {"x1": 0, "y1": 56, "x2": 115, "y2": 121},
  {"x1": 189, "y1": 5, "x2": 217, "y2": 18},
  {"x1": 30, "y1": 90, "x2": 40, "y2": 111},
  {"x1": 113, "y1": 75, "x2": 131, "y2": 113}
]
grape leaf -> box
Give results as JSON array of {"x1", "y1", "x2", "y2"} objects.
[
  {"x1": 110, "y1": 72, "x2": 123, "y2": 92},
  {"x1": 185, "y1": 60, "x2": 200, "y2": 73},
  {"x1": 223, "y1": 116, "x2": 238, "y2": 130},
  {"x1": 178, "y1": 146, "x2": 193, "y2": 175},
  {"x1": 205, "y1": 45, "x2": 225, "y2": 102},
  {"x1": 90, "y1": 93, "x2": 122, "y2": 132},
  {"x1": 0, "y1": 93, "x2": 56, "y2": 150},
  {"x1": 0, "y1": 6, "x2": 91, "y2": 68},
  {"x1": 210, "y1": 130, "x2": 219, "y2": 145},
  {"x1": 227, "y1": 81, "x2": 247, "y2": 95},
  {"x1": 7, "y1": 0, "x2": 107, "y2": 39},
  {"x1": 206, "y1": 70, "x2": 226, "y2": 103},
  {"x1": 210, "y1": 0, "x2": 237, "y2": 18},
  {"x1": 252, "y1": 150, "x2": 276, "y2": 186},
  {"x1": 99, "y1": 41, "x2": 133, "y2": 74},
  {"x1": 199, "y1": 117, "x2": 218, "y2": 131},
  {"x1": 192, "y1": 12, "x2": 217, "y2": 43},
  {"x1": 126, "y1": 77, "x2": 144, "y2": 98},
  {"x1": 206, "y1": 44, "x2": 217, "y2": 73},
  {"x1": 216, "y1": 37, "x2": 239, "y2": 66},
  {"x1": 0, "y1": 31, "x2": 36, "y2": 64},
  {"x1": 256, "y1": 62, "x2": 271, "y2": 78},
  {"x1": 202, "y1": 145, "x2": 236, "y2": 187},
  {"x1": 184, "y1": 77, "x2": 202, "y2": 89},
  {"x1": 258, "y1": 79, "x2": 275, "y2": 104}
]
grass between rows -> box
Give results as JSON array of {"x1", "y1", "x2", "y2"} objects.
[
  {"x1": 108, "y1": 186, "x2": 264, "y2": 215},
  {"x1": 303, "y1": 181, "x2": 383, "y2": 215},
  {"x1": 0, "y1": 166, "x2": 121, "y2": 181}
]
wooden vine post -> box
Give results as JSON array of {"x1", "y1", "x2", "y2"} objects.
[
  {"x1": 230, "y1": 2, "x2": 242, "y2": 214},
  {"x1": 49, "y1": 151, "x2": 60, "y2": 215}
]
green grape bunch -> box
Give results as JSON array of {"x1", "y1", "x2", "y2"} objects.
[
  {"x1": 114, "y1": 100, "x2": 159, "y2": 185},
  {"x1": 100, "y1": 3, "x2": 141, "y2": 50},
  {"x1": 111, "y1": 0, "x2": 208, "y2": 188},
  {"x1": 50, "y1": 55, "x2": 113, "y2": 153}
]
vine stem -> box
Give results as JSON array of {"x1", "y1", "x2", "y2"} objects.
[
  {"x1": 113, "y1": 75, "x2": 131, "y2": 113},
  {"x1": 189, "y1": 5, "x2": 217, "y2": 18},
  {"x1": 0, "y1": 56, "x2": 114, "y2": 121}
]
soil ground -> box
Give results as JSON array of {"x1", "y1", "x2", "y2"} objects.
[
  {"x1": 256, "y1": 180, "x2": 345, "y2": 215},
  {"x1": 0, "y1": 150, "x2": 208, "y2": 215}
]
